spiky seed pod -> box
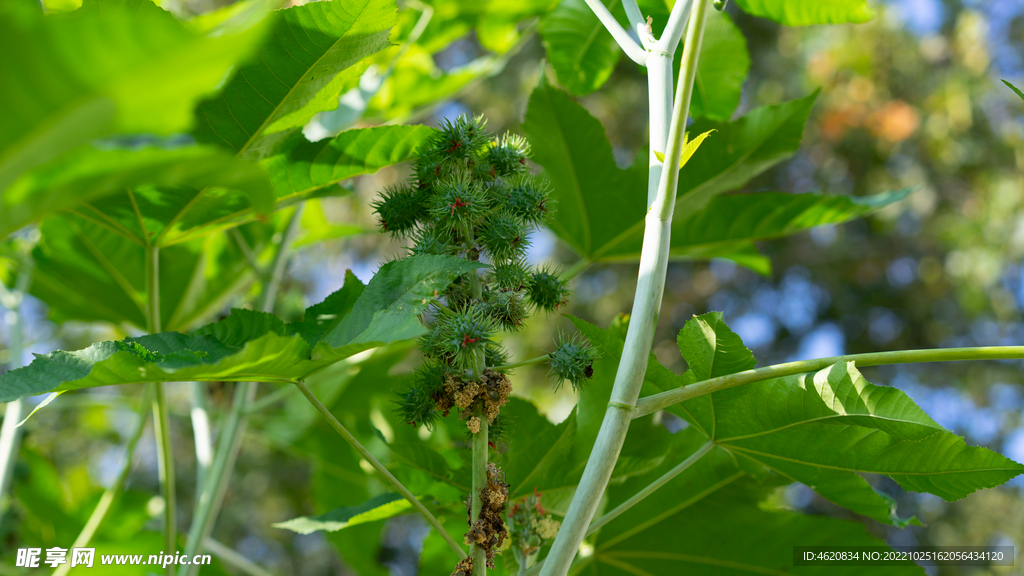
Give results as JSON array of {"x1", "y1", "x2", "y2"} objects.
[
  {"x1": 482, "y1": 133, "x2": 530, "y2": 178},
  {"x1": 409, "y1": 227, "x2": 460, "y2": 257},
  {"x1": 547, "y1": 333, "x2": 600, "y2": 391},
  {"x1": 504, "y1": 174, "x2": 553, "y2": 226},
  {"x1": 527, "y1": 268, "x2": 571, "y2": 312},
  {"x1": 415, "y1": 363, "x2": 449, "y2": 396},
  {"x1": 444, "y1": 277, "x2": 474, "y2": 311},
  {"x1": 490, "y1": 258, "x2": 531, "y2": 291},
  {"x1": 485, "y1": 345, "x2": 511, "y2": 369},
  {"x1": 429, "y1": 176, "x2": 490, "y2": 233},
  {"x1": 413, "y1": 155, "x2": 451, "y2": 193},
  {"x1": 428, "y1": 115, "x2": 489, "y2": 165},
  {"x1": 478, "y1": 212, "x2": 530, "y2": 264},
  {"x1": 371, "y1": 184, "x2": 427, "y2": 237},
  {"x1": 427, "y1": 306, "x2": 497, "y2": 371},
  {"x1": 397, "y1": 384, "x2": 439, "y2": 429},
  {"x1": 420, "y1": 322, "x2": 454, "y2": 364},
  {"x1": 482, "y1": 288, "x2": 529, "y2": 331}
]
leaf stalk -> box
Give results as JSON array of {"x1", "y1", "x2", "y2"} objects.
[
  {"x1": 293, "y1": 380, "x2": 468, "y2": 559},
  {"x1": 635, "y1": 346, "x2": 1024, "y2": 418},
  {"x1": 0, "y1": 259, "x2": 31, "y2": 532}
]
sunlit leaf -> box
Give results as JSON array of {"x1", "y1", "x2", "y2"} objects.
[
  {"x1": 0, "y1": 0, "x2": 263, "y2": 194},
  {"x1": 273, "y1": 492, "x2": 411, "y2": 534},
  {"x1": 734, "y1": 0, "x2": 876, "y2": 26},
  {"x1": 541, "y1": 0, "x2": 624, "y2": 96},
  {"x1": 193, "y1": 0, "x2": 399, "y2": 160},
  {"x1": 690, "y1": 10, "x2": 749, "y2": 120}
]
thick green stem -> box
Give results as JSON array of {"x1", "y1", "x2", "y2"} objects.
[
  {"x1": 470, "y1": 405, "x2": 489, "y2": 576},
  {"x1": 146, "y1": 245, "x2": 177, "y2": 568},
  {"x1": 294, "y1": 381, "x2": 468, "y2": 559},
  {"x1": 635, "y1": 346, "x2": 1024, "y2": 418},
  {"x1": 0, "y1": 262, "x2": 30, "y2": 531},
  {"x1": 52, "y1": 389, "x2": 154, "y2": 576},
  {"x1": 539, "y1": 3, "x2": 712, "y2": 575},
  {"x1": 180, "y1": 206, "x2": 305, "y2": 576}
]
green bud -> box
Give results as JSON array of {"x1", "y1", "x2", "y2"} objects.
[
  {"x1": 504, "y1": 175, "x2": 553, "y2": 226},
  {"x1": 713, "y1": 0, "x2": 728, "y2": 10},
  {"x1": 423, "y1": 306, "x2": 497, "y2": 370}
]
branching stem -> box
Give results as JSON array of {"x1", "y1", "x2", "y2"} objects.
[
  {"x1": 294, "y1": 381, "x2": 468, "y2": 559},
  {"x1": 538, "y1": 3, "x2": 712, "y2": 575},
  {"x1": 582, "y1": 0, "x2": 647, "y2": 64},
  {"x1": 635, "y1": 346, "x2": 1024, "y2": 418}
]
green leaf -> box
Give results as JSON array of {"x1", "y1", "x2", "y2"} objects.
[
  {"x1": 734, "y1": 0, "x2": 876, "y2": 26},
  {"x1": 273, "y1": 492, "x2": 411, "y2": 534},
  {"x1": 0, "y1": 255, "x2": 484, "y2": 401},
  {"x1": 591, "y1": 486, "x2": 922, "y2": 576},
  {"x1": 0, "y1": 145, "x2": 274, "y2": 238},
  {"x1": 690, "y1": 10, "x2": 749, "y2": 120},
  {"x1": 672, "y1": 324, "x2": 1023, "y2": 524},
  {"x1": 390, "y1": 443, "x2": 469, "y2": 492},
  {"x1": 524, "y1": 80, "x2": 824, "y2": 266},
  {"x1": 673, "y1": 91, "x2": 819, "y2": 221},
  {"x1": 499, "y1": 398, "x2": 579, "y2": 496},
  {"x1": 522, "y1": 75, "x2": 647, "y2": 258},
  {"x1": 262, "y1": 125, "x2": 435, "y2": 200},
  {"x1": 23, "y1": 215, "x2": 263, "y2": 331},
  {"x1": 664, "y1": 189, "x2": 911, "y2": 263},
  {"x1": 1004, "y1": 79, "x2": 1024, "y2": 103},
  {"x1": 541, "y1": 0, "x2": 623, "y2": 96},
  {"x1": 0, "y1": 0, "x2": 263, "y2": 194},
  {"x1": 192, "y1": 0, "x2": 398, "y2": 160},
  {"x1": 677, "y1": 311, "x2": 756, "y2": 380}
]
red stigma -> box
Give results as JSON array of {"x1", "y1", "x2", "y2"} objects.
[
  {"x1": 461, "y1": 333, "x2": 479, "y2": 348},
  {"x1": 449, "y1": 197, "x2": 469, "y2": 216},
  {"x1": 447, "y1": 139, "x2": 463, "y2": 153}
]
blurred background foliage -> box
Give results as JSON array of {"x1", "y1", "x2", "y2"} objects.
[{"x1": 3, "y1": 0, "x2": 1024, "y2": 574}]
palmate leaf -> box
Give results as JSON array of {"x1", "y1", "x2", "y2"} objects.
[
  {"x1": 0, "y1": 145, "x2": 273, "y2": 238},
  {"x1": 734, "y1": 0, "x2": 876, "y2": 26},
  {"x1": 192, "y1": 0, "x2": 398, "y2": 160},
  {"x1": 273, "y1": 492, "x2": 410, "y2": 534},
  {"x1": 541, "y1": 0, "x2": 624, "y2": 96},
  {"x1": 24, "y1": 214, "x2": 263, "y2": 330},
  {"x1": 524, "y1": 80, "x2": 903, "y2": 270},
  {"x1": 589, "y1": 486, "x2": 921, "y2": 576},
  {"x1": 0, "y1": 0, "x2": 263, "y2": 193},
  {"x1": 72, "y1": 125, "x2": 433, "y2": 247},
  {"x1": 0, "y1": 255, "x2": 484, "y2": 402},
  {"x1": 665, "y1": 313, "x2": 1024, "y2": 526}
]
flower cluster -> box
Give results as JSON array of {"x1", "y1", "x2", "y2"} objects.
[{"x1": 508, "y1": 489, "x2": 561, "y2": 558}]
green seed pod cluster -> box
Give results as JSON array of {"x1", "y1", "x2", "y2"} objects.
[
  {"x1": 548, "y1": 333, "x2": 600, "y2": 391},
  {"x1": 377, "y1": 115, "x2": 592, "y2": 437}
]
